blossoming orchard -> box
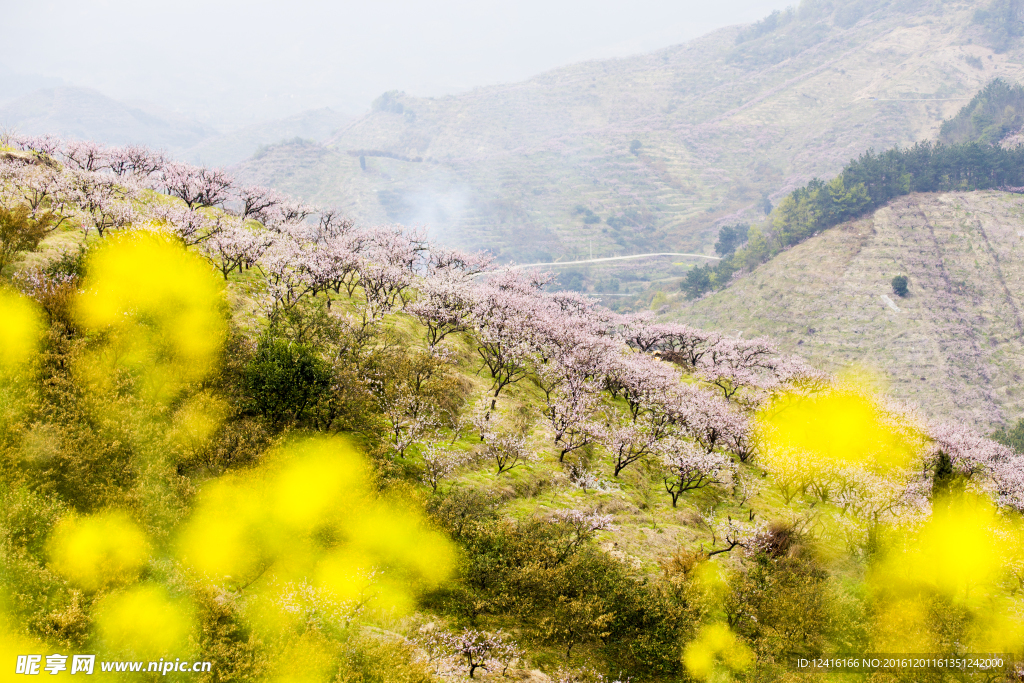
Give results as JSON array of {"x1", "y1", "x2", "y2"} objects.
[{"x1": 2, "y1": 133, "x2": 1024, "y2": 682}]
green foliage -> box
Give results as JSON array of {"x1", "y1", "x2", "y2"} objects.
[
  {"x1": 973, "y1": 0, "x2": 1024, "y2": 52},
  {"x1": 733, "y1": 135, "x2": 1024, "y2": 280},
  {"x1": 8, "y1": 156, "x2": 1024, "y2": 682},
  {"x1": 0, "y1": 485, "x2": 92, "y2": 647},
  {"x1": 0, "y1": 203, "x2": 55, "y2": 275},
  {"x1": 769, "y1": 175, "x2": 870, "y2": 249},
  {"x1": 572, "y1": 205, "x2": 601, "y2": 224},
  {"x1": 365, "y1": 345, "x2": 468, "y2": 457},
  {"x1": 727, "y1": 550, "x2": 859, "y2": 674},
  {"x1": 734, "y1": 8, "x2": 794, "y2": 44},
  {"x1": 243, "y1": 335, "x2": 333, "y2": 425},
  {"x1": 606, "y1": 211, "x2": 641, "y2": 230},
  {"x1": 931, "y1": 451, "x2": 967, "y2": 500},
  {"x1": 629, "y1": 140, "x2": 642, "y2": 155},
  {"x1": 682, "y1": 255, "x2": 741, "y2": 299},
  {"x1": 992, "y1": 417, "x2": 1024, "y2": 454},
  {"x1": 372, "y1": 90, "x2": 406, "y2": 114},
  {"x1": 43, "y1": 246, "x2": 87, "y2": 282},
  {"x1": 425, "y1": 501, "x2": 691, "y2": 675},
  {"x1": 558, "y1": 269, "x2": 585, "y2": 291},
  {"x1": 891, "y1": 275, "x2": 908, "y2": 297},
  {"x1": 940, "y1": 78, "x2": 1024, "y2": 145},
  {"x1": 682, "y1": 264, "x2": 712, "y2": 299},
  {"x1": 728, "y1": 0, "x2": 884, "y2": 66},
  {"x1": 336, "y1": 636, "x2": 434, "y2": 683},
  {"x1": 13, "y1": 331, "x2": 137, "y2": 512},
  {"x1": 964, "y1": 54, "x2": 984, "y2": 70},
  {"x1": 733, "y1": 0, "x2": 886, "y2": 49},
  {"x1": 714, "y1": 224, "x2": 750, "y2": 257},
  {"x1": 190, "y1": 582, "x2": 269, "y2": 682}
]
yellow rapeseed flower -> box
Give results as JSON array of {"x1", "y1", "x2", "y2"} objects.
[{"x1": 47, "y1": 512, "x2": 150, "y2": 592}]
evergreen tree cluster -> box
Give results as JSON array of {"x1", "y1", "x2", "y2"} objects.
[
  {"x1": 769, "y1": 140, "x2": 1024, "y2": 250},
  {"x1": 685, "y1": 89, "x2": 1024, "y2": 299},
  {"x1": 940, "y1": 78, "x2": 1024, "y2": 145},
  {"x1": 973, "y1": 0, "x2": 1024, "y2": 52},
  {"x1": 993, "y1": 417, "x2": 1024, "y2": 454}
]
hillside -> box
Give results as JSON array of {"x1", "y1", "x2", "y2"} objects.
[
  {"x1": 674, "y1": 190, "x2": 1024, "y2": 431},
  {"x1": 181, "y1": 107, "x2": 351, "y2": 167},
  {"x1": 234, "y1": 0, "x2": 1024, "y2": 262},
  {"x1": 0, "y1": 86, "x2": 351, "y2": 167},
  {"x1": 5, "y1": 136, "x2": 1024, "y2": 682},
  {"x1": 0, "y1": 64, "x2": 64, "y2": 104}
]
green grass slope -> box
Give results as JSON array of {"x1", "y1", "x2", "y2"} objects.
[
  {"x1": 674, "y1": 190, "x2": 1024, "y2": 431},
  {"x1": 233, "y1": 0, "x2": 1024, "y2": 262}
]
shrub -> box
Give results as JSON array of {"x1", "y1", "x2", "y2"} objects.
[
  {"x1": 714, "y1": 224, "x2": 750, "y2": 256},
  {"x1": 891, "y1": 275, "x2": 909, "y2": 297},
  {"x1": 0, "y1": 204, "x2": 55, "y2": 275},
  {"x1": 973, "y1": 0, "x2": 1024, "y2": 52},
  {"x1": 992, "y1": 417, "x2": 1024, "y2": 454},
  {"x1": 940, "y1": 78, "x2": 1024, "y2": 143},
  {"x1": 243, "y1": 336, "x2": 332, "y2": 425},
  {"x1": 682, "y1": 264, "x2": 713, "y2": 299},
  {"x1": 726, "y1": 552, "x2": 846, "y2": 667},
  {"x1": 371, "y1": 90, "x2": 406, "y2": 114}
]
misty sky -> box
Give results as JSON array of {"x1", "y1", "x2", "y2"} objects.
[{"x1": 0, "y1": 0, "x2": 792, "y2": 129}]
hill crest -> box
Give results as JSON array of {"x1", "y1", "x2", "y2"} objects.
[
  {"x1": 673, "y1": 189, "x2": 1024, "y2": 430},
  {"x1": 234, "y1": 0, "x2": 1024, "y2": 262}
]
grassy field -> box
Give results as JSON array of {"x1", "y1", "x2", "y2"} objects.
[{"x1": 672, "y1": 190, "x2": 1024, "y2": 432}]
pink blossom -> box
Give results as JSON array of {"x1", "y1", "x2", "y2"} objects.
[
  {"x1": 107, "y1": 144, "x2": 165, "y2": 179},
  {"x1": 660, "y1": 438, "x2": 734, "y2": 507},
  {"x1": 60, "y1": 139, "x2": 109, "y2": 172},
  {"x1": 161, "y1": 162, "x2": 234, "y2": 209}
]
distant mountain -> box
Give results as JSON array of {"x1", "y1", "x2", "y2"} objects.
[
  {"x1": 233, "y1": 0, "x2": 1024, "y2": 262},
  {"x1": 0, "y1": 86, "x2": 352, "y2": 168},
  {"x1": 182, "y1": 108, "x2": 351, "y2": 167},
  {"x1": 0, "y1": 64, "x2": 64, "y2": 104},
  {"x1": 0, "y1": 86, "x2": 215, "y2": 150},
  {"x1": 673, "y1": 190, "x2": 1024, "y2": 431}
]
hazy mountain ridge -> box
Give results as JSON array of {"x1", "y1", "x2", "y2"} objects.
[
  {"x1": 184, "y1": 108, "x2": 352, "y2": 167},
  {"x1": 0, "y1": 87, "x2": 217, "y2": 150},
  {"x1": 675, "y1": 190, "x2": 1024, "y2": 430},
  {"x1": 0, "y1": 63, "x2": 64, "y2": 104},
  {"x1": 0, "y1": 86, "x2": 351, "y2": 167},
  {"x1": 234, "y1": 0, "x2": 1024, "y2": 261}
]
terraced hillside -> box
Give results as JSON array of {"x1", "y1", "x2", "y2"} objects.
[
  {"x1": 675, "y1": 190, "x2": 1024, "y2": 431},
  {"x1": 234, "y1": 0, "x2": 1024, "y2": 262}
]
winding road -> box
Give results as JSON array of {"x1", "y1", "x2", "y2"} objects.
[{"x1": 509, "y1": 252, "x2": 721, "y2": 269}]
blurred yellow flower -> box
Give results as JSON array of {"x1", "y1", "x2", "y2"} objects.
[{"x1": 47, "y1": 512, "x2": 150, "y2": 592}]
